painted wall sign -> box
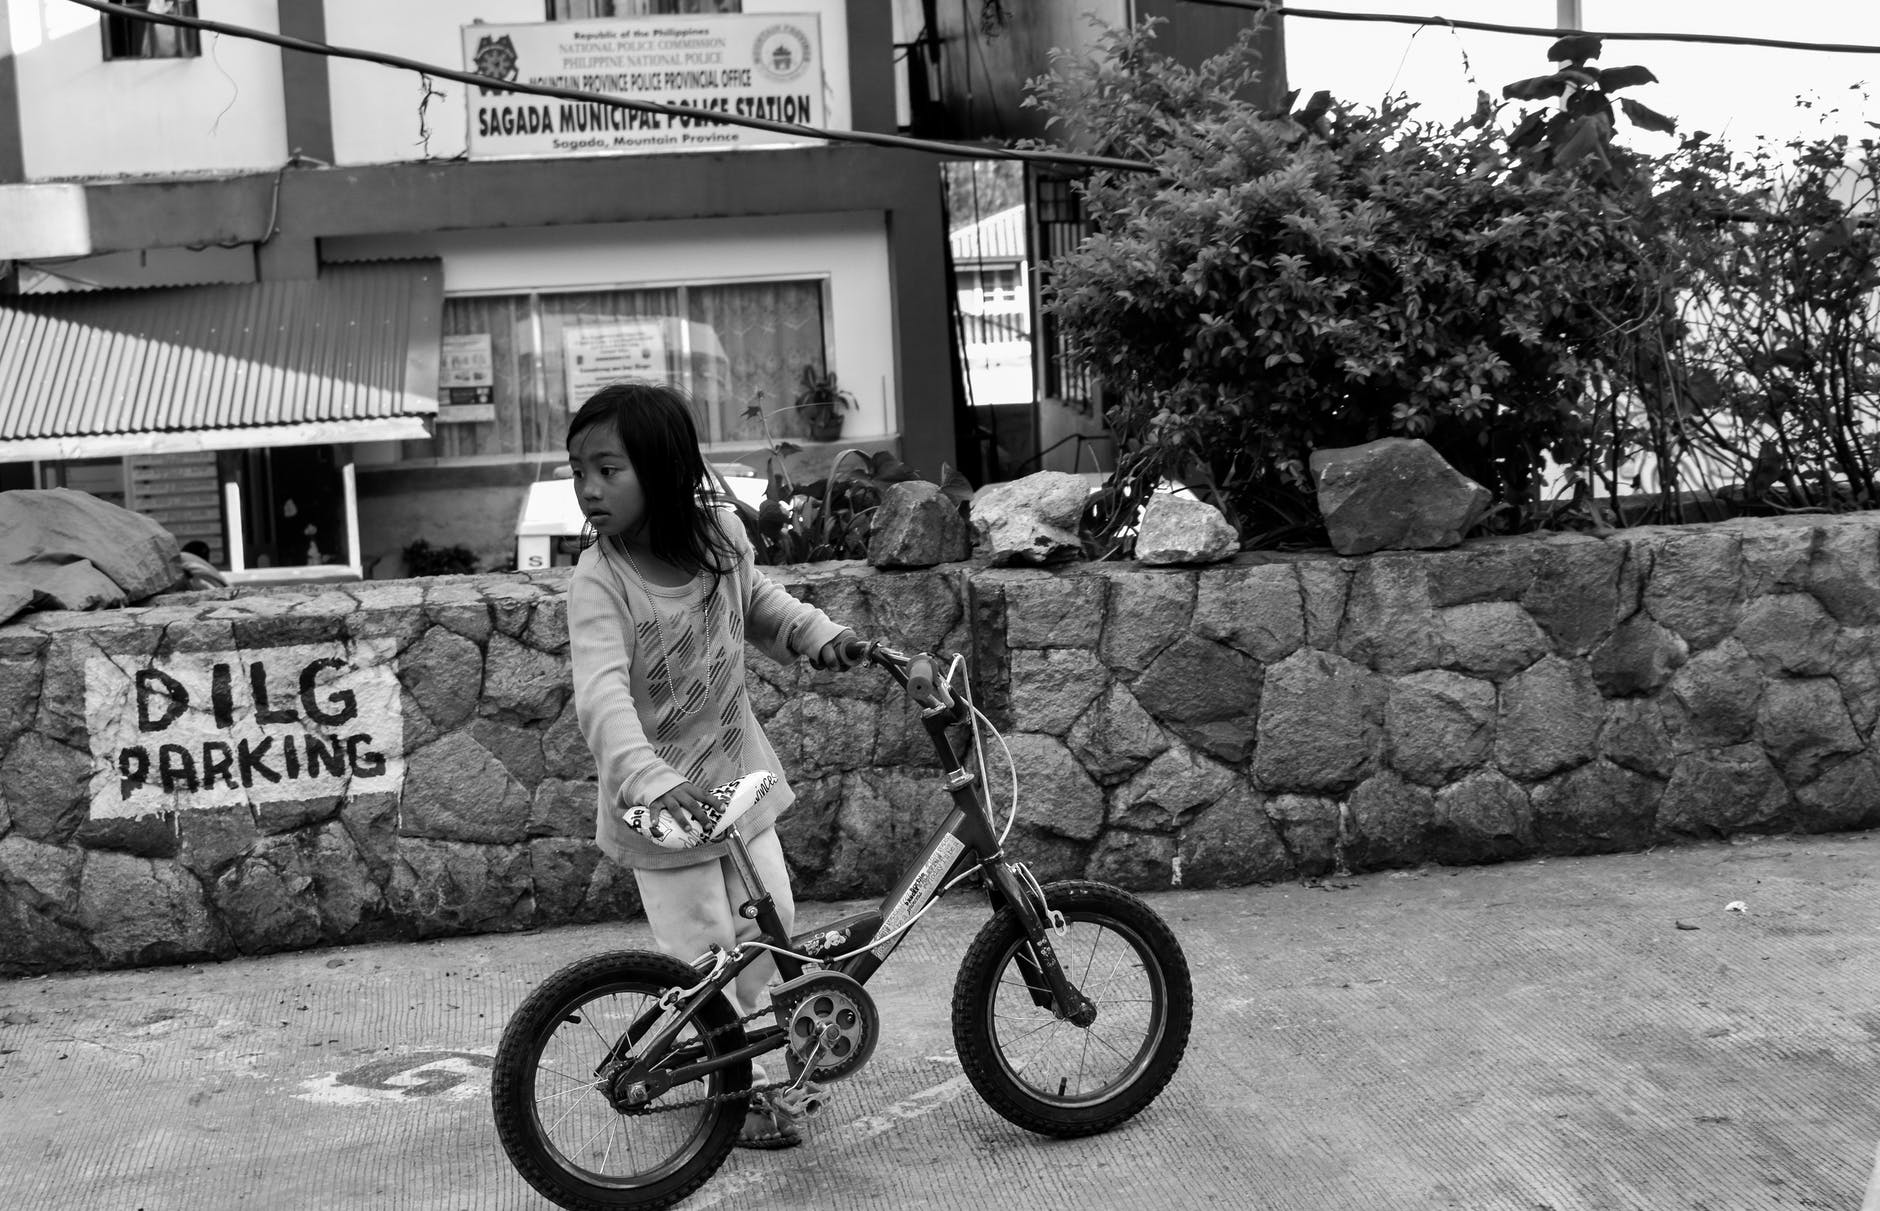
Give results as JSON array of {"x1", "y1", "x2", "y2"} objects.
[
  {"x1": 83, "y1": 640, "x2": 404, "y2": 818},
  {"x1": 462, "y1": 15, "x2": 824, "y2": 159}
]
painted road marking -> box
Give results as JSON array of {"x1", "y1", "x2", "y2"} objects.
[{"x1": 296, "y1": 1050, "x2": 494, "y2": 1105}]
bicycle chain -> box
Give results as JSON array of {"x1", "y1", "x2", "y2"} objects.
[{"x1": 605, "y1": 1002, "x2": 787, "y2": 1116}]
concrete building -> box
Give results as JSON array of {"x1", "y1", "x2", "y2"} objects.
[{"x1": 0, "y1": 0, "x2": 953, "y2": 579}]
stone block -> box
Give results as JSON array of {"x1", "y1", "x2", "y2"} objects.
[
  {"x1": 1263, "y1": 793, "x2": 1340, "y2": 876},
  {"x1": 1431, "y1": 771, "x2": 1534, "y2": 864},
  {"x1": 1530, "y1": 760, "x2": 1661, "y2": 855},
  {"x1": 999, "y1": 734, "x2": 1105, "y2": 843},
  {"x1": 1309, "y1": 437, "x2": 1492, "y2": 555},
  {"x1": 1495, "y1": 656, "x2": 1601, "y2": 782},
  {"x1": 310, "y1": 821, "x2": 392, "y2": 942},
  {"x1": 1337, "y1": 556, "x2": 1441, "y2": 673},
  {"x1": 483, "y1": 631, "x2": 568, "y2": 724},
  {"x1": 540, "y1": 702, "x2": 594, "y2": 779},
  {"x1": 1192, "y1": 562, "x2": 1303, "y2": 664},
  {"x1": 1832, "y1": 626, "x2": 1880, "y2": 736},
  {"x1": 1001, "y1": 573, "x2": 1105, "y2": 651},
  {"x1": 1083, "y1": 829, "x2": 1177, "y2": 890},
  {"x1": 398, "y1": 625, "x2": 483, "y2": 729},
  {"x1": 1794, "y1": 753, "x2": 1880, "y2": 832},
  {"x1": 529, "y1": 778, "x2": 596, "y2": 839},
  {"x1": 1425, "y1": 537, "x2": 1537, "y2": 608},
  {"x1": 1252, "y1": 649, "x2": 1380, "y2": 794},
  {"x1": 213, "y1": 833, "x2": 323, "y2": 954},
  {"x1": 999, "y1": 823, "x2": 1089, "y2": 885},
  {"x1": 1131, "y1": 634, "x2": 1262, "y2": 763},
  {"x1": 1734, "y1": 594, "x2": 1837, "y2": 677},
  {"x1": 470, "y1": 717, "x2": 547, "y2": 788},
  {"x1": 1599, "y1": 697, "x2": 1676, "y2": 779},
  {"x1": 400, "y1": 733, "x2": 532, "y2": 844},
  {"x1": 1009, "y1": 648, "x2": 1110, "y2": 736},
  {"x1": 1066, "y1": 684, "x2": 1171, "y2": 784},
  {"x1": 0, "y1": 655, "x2": 46, "y2": 750},
  {"x1": 77, "y1": 851, "x2": 228, "y2": 967},
  {"x1": 1102, "y1": 569, "x2": 1195, "y2": 675},
  {"x1": 1657, "y1": 745, "x2": 1790, "y2": 839},
  {"x1": 1643, "y1": 530, "x2": 1745, "y2": 650},
  {"x1": 861, "y1": 569, "x2": 963, "y2": 654},
  {"x1": 1589, "y1": 613, "x2": 1688, "y2": 697},
  {"x1": 1176, "y1": 783, "x2": 1291, "y2": 887},
  {"x1": 385, "y1": 836, "x2": 534, "y2": 938},
  {"x1": 1806, "y1": 521, "x2": 1880, "y2": 625},
  {"x1": 767, "y1": 694, "x2": 879, "y2": 776},
  {"x1": 1662, "y1": 640, "x2": 1763, "y2": 751},
  {"x1": 1295, "y1": 559, "x2": 1354, "y2": 650},
  {"x1": 1109, "y1": 745, "x2": 1236, "y2": 832},
  {"x1": 529, "y1": 836, "x2": 603, "y2": 926},
  {"x1": 1438, "y1": 602, "x2": 1549, "y2": 679},
  {"x1": 1386, "y1": 670, "x2": 1495, "y2": 787},
  {"x1": 867, "y1": 480, "x2": 971, "y2": 568},
  {"x1": 73, "y1": 814, "x2": 179, "y2": 859},
  {"x1": 1345, "y1": 770, "x2": 1438, "y2": 870},
  {"x1": 1756, "y1": 678, "x2": 1862, "y2": 785},
  {"x1": 968, "y1": 470, "x2": 1089, "y2": 565},
  {"x1": 1, "y1": 732, "x2": 90, "y2": 844},
  {"x1": 1519, "y1": 535, "x2": 1624, "y2": 656},
  {"x1": 1133, "y1": 496, "x2": 1238, "y2": 565},
  {"x1": 818, "y1": 767, "x2": 959, "y2": 897},
  {"x1": 577, "y1": 855, "x2": 643, "y2": 924}
]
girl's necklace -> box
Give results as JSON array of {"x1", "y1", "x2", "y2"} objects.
[{"x1": 614, "y1": 538, "x2": 708, "y2": 718}]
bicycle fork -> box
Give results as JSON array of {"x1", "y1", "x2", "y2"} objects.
[{"x1": 983, "y1": 859, "x2": 1097, "y2": 1027}]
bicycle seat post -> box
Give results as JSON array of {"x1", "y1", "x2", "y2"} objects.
[{"x1": 722, "y1": 825, "x2": 772, "y2": 920}]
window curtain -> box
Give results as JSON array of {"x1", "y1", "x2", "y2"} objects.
[
  {"x1": 408, "y1": 296, "x2": 538, "y2": 461},
  {"x1": 537, "y1": 287, "x2": 689, "y2": 434},
  {"x1": 688, "y1": 281, "x2": 827, "y2": 443}
]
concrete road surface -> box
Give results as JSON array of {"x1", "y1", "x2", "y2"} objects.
[{"x1": 2, "y1": 831, "x2": 1876, "y2": 1210}]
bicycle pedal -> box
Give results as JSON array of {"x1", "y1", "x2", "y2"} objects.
[{"x1": 769, "y1": 1083, "x2": 829, "y2": 1118}]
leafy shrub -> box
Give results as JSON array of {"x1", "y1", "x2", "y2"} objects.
[
  {"x1": 402, "y1": 538, "x2": 480, "y2": 577},
  {"x1": 1030, "y1": 19, "x2": 1675, "y2": 546}
]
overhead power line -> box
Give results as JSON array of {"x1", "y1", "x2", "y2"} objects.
[
  {"x1": 1189, "y1": 1, "x2": 1880, "y2": 57},
  {"x1": 57, "y1": 0, "x2": 1156, "y2": 175}
]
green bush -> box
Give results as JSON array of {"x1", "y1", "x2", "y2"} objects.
[
  {"x1": 402, "y1": 538, "x2": 480, "y2": 577},
  {"x1": 1028, "y1": 20, "x2": 1671, "y2": 545}
]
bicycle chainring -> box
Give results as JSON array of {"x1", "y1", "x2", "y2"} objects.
[{"x1": 769, "y1": 970, "x2": 878, "y2": 1082}]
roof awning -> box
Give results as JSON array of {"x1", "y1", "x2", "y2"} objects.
[{"x1": 0, "y1": 260, "x2": 442, "y2": 462}]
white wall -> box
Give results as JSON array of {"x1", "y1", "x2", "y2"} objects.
[
  {"x1": 8, "y1": 0, "x2": 286, "y2": 180},
  {"x1": 326, "y1": 210, "x2": 897, "y2": 447},
  {"x1": 323, "y1": 0, "x2": 853, "y2": 167}
]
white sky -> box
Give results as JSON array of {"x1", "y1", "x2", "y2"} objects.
[{"x1": 1280, "y1": 1, "x2": 1880, "y2": 154}]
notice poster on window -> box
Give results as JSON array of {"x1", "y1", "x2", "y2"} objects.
[
  {"x1": 439, "y1": 333, "x2": 496, "y2": 423},
  {"x1": 461, "y1": 14, "x2": 823, "y2": 159},
  {"x1": 83, "y1": 641, "x2": 405, "y2": 818},
  {"x1": 564, "y1": 319, "x2": 669, "y2": 408}
]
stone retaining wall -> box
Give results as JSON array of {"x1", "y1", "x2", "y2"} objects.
[{"x1": 3, "y1": 513, "x2": 1878, "y2": 973}]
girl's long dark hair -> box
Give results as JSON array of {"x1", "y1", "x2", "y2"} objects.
[{"x1": 568, "y1": 381, "x2": 738, "y2": 584}]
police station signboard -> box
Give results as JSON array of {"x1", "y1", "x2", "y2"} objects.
[
  {"x1": 462, "y1": 14, "x2": 824, "y2": 159},
  {"x1": 83, "y1": 640, "x2": 405, "y2": 818}
]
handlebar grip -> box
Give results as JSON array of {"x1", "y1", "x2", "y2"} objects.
[
  {"x1": 906, "y1": 654, "x2": 954, "y2": 709},
  {"x1": 841, "y1": 636, "x2": 871, "y2": 663}
]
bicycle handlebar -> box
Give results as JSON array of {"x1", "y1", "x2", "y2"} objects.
[{"x1": 843, "y1": 638, "x2": 963, "y2": 716}]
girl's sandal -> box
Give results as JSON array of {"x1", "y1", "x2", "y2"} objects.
[{"x1": 738, "y1": 1090, "x2": 803, "y2": 1150}]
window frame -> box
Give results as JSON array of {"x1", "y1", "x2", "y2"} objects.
[{"x1": 99, "y1": 0, "x2": 203, "y2": 62}]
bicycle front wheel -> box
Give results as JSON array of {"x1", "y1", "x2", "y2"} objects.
[
  {"x1": 491, "y1": 950, "x2": 750, "y2": 1211},
  {"x1": 952, "y1": 880, "x2": 1192, "y2": 1137}
]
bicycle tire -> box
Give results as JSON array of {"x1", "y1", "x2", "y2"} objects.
[
  {"x1": 951, "y1": 880, "x2": 1192, "y2": 1137},
  {"x1": 491, "y1": 950, "x2": 750, "y2": 1211}
]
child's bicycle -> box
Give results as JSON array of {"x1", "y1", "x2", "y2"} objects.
[{"x1": 490, "y1": 640, "x2": 1194, "y2": 1210}]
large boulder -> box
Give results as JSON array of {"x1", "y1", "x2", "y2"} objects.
[
  {"x1": 0, "y1": 489, "x2": 185, "y2": 623},
  {"x1": 968, "y1": 471, "x2": 1088, "y2": 566},
  {"x1": 1309, "y1": 438, "x2": 1492, "y2": 556},
  {"x1": 867, "y1": 480, "x2": 969, "y2": 568}
]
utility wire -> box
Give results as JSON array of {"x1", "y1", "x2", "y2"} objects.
[
  {"x1": 1189, "y1": 1, "x2": 1880, "y2": 57},
  {"x1": 59, "y1": 0, "x2": 1156, "y2": 175}
]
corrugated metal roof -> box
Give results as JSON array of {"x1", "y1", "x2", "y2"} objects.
[
  {"x1": 0, "y1": 260, "x2": 443, "y2": 457},
  {"x1": 950, "y1": 204, "x2": 1027, "y2": 264}
]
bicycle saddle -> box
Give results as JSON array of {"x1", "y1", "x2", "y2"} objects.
[{"x1": 620, "y1": 770, "x2": 778, "y2": 851}]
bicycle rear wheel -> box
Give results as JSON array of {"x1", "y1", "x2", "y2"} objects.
[
  {"x1": 952, "y1": 880, "x2": 1192, "y2": 1137},
  {"x1": 491, "y1": 950, "x2": 750, "y2": 1211}
]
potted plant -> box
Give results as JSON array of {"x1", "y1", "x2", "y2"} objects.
[{"x1": 793, "y1": 363, "x2": 857, "y2": 442}]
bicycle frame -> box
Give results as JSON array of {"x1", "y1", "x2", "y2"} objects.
[{"x1": 610, "y1": 647, "x2": 1095, "y2": 1094}]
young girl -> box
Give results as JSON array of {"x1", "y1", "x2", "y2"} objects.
[{"x1": 565, "y1": 381, "x2": 859, "y2": 1149}]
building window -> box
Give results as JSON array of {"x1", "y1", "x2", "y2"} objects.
[
  {"x1": 423, "y1": 279, "x2": 830, "y2": 462},
  {"x1": 101, "y1": 0, "x2": 201, "y2": 61}
]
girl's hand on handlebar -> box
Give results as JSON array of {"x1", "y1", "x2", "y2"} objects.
[{"x1": 812, "y1": 630, "x2": 868, "y2": 671}]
